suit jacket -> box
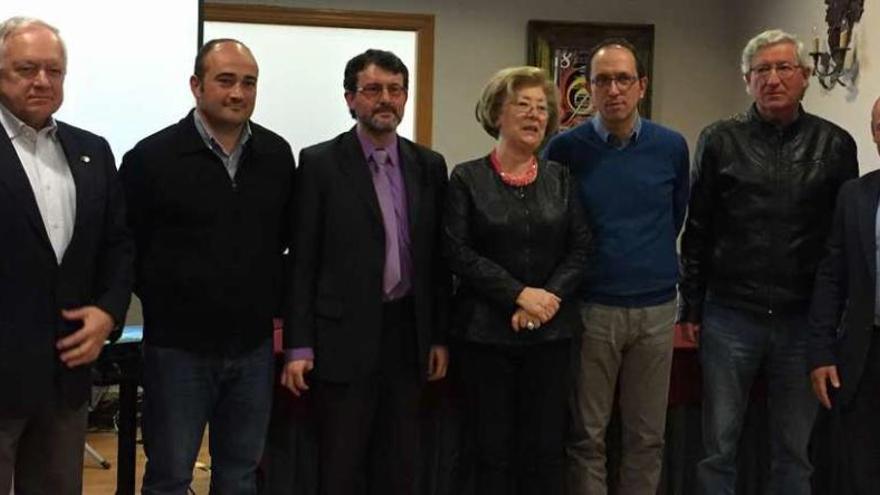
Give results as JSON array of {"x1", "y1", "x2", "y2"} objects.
[
  {"x1": 285, "y1": 128, "x2": 449, "y2": 383},
  {"x1": 0, "y1": 120, "x2": 134, "y2": 415},
  {"x1": 809, "y1": 170, "x2": 880, "y2": 408}
]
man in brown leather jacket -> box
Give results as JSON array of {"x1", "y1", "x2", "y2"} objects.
[{"x1": 676, "y1": 29, "x2": 858, "y2": 495}]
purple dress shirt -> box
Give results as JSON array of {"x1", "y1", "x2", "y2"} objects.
[{"x1": 286, "y1": 129, "x2": 413, "y2": 362}]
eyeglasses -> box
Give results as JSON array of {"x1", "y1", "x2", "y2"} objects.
[
  {"x1": 590, "y1": 74, "x2": 639, "y2": 90},
  {"x1": 749, "y1": 63, "x2": 802, "y2": 81},
  {"x1": 509, "y1": 100, "x2": 549, "y2": 117},
  {"x1": 356, "y1": 84, "x2": 407, "y2": 99}
]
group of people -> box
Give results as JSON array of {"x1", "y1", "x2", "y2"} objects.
[{"x1": 0, "y1": 13, "x2": 878, "y2": 495}]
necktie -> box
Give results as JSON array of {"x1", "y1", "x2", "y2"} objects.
[{"x1": 371, "y1": 149, "x2": 401, "y2": 296}]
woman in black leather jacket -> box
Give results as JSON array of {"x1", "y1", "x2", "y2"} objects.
[{"x1": 443, "y1": 66, "x2": 592, "y2": 494}]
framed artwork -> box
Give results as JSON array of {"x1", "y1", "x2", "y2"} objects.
[{"x1": 527, "y1": 21, "x2": 655, "y2": 131}]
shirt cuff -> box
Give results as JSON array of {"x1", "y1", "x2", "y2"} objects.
[{"x1": 285, "y1": 347, "x2": 314, "y2": 362}]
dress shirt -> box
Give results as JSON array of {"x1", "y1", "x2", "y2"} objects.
[
  {"x1": 356, "y1": 128, "x2": 413, "y2": 300},
  {"x1": 285, "y1": 129, "x2": 414, "y2": 363},
  {"x1": 0, "y1": 104, "x2": 75, "y2": 263},
  {"x1": 591, "y1": 113, "x2": 642, "y2": 150},
  {"x1": 193, "y1": 109, "x2": 251, "y2": 181}
]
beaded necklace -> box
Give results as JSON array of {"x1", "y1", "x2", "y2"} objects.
[{"x1": 489, "y1": 149, "x2": 538, "y2": 187}]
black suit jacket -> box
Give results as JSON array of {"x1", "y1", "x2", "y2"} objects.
[
  {"x1": 0, "y1": 120, "x2": 134, "y2": 415},
  {"x1": 285, "y1": 128, "x2": 449, "y2": 383},
  {"x1": 809, "y1": 170, "x2": 880, "y2": 408}
]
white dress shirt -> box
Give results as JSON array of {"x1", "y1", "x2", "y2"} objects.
[{"x1": 0, "y1": 104, "x2": 76, "y2": 263}]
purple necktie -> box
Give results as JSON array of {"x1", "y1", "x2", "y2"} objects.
[{"x1": 371, "y1": 149, "x2": 401, "y2": 296}]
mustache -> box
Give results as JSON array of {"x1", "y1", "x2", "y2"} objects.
[{"x1": 372, "y1": 105, "x2": 400, "y2": 118}]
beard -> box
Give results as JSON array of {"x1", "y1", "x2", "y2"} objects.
[{"x1": 358, "y1": 104, "x2": 402, "y2": 134}]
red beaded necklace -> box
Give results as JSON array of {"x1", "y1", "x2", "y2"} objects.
[{"x1": 489, "y1": 149, "x2": 538, "y2": 187}]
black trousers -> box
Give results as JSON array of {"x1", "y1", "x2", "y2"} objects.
[
  {"x1": 459, "y1": 340, "x2": 571, "y2": 495},
  {"x1": 315, "y1": 297, "x2": 423, "y2": 495},
  {"x1": 836, "y1": 328, "x2": 880, "y2": 495}
]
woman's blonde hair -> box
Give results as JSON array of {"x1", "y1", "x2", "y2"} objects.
[{"x1": 475, "y1": 66, "x2": 560, "y2": 139}]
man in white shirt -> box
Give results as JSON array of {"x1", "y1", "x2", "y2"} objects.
[{"x1": 0, "y1": 17, "x2": 133, "y2": 494}]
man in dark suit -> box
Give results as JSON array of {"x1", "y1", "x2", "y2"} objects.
[
  {"x1": 0, "y1": 17, "x2": 133, "y2": 494},
  {"x1": 281, "y1": 49, "x2": 450, "y2": 495},
  {"x1": 119, "y1": 39, "x2": 295, "y2": 494},
  {"x1": 809, "y1": 96, "x2": 880, "y2": 493}
]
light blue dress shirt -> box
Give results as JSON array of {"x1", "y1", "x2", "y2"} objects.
[{"x1": 591, "y1": 114, "x2": 642, "y2": 150}]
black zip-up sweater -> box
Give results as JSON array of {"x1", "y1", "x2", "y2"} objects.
[{"x1": 119, "y1": 111, "x2": 296, "y2": 355}]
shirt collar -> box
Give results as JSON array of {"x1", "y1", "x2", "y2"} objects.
[
  {"x1": 0, "y1": 102, "x2": 58, "y2": 140},
  {"x1": 192, "y1": 108, "x2": 252, "y2": 156},
  {"x1": 356, "y1": 126, "x2": 399, "y2": 168},
  {"x1": 591, "y1": 113, "x2": 641, "y2": 149}
]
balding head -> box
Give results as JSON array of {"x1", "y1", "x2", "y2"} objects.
[{"x1": 189, "y1": 38, "x2": 258, "y2": 134}]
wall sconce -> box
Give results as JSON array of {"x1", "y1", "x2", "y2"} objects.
[{"x1": 809, "y1": 0, "x2": 864, "y2": 90}]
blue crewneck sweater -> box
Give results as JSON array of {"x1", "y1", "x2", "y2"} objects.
[{"x1": 543, "y1": 118, "x2": 689, "y2": 307}]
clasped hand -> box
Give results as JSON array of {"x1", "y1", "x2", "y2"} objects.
[{"x1": 512, "y1": 287, "x2": 560, "y2": 332}]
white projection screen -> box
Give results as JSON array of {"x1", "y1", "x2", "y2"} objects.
[
  {"x1": 203, "y1": 22, "x2": 417, "y2": 159},
  {"x1": 0, "y1": 1, "x2": 201, "y2": 163}
]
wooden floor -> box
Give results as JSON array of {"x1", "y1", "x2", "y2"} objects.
[{"x1": 82, "y1": 429, "x2": 211, "y2": 494}]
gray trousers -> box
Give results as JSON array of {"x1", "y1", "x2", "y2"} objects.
[
  {"x1": 0, "y1": 402, "x2": 88, "y2": 495},
  {"x1": 568, "y1": 300, "x2": 676, "y2": 495}
]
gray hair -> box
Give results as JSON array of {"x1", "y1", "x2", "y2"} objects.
[
  {"x1": 740, "y1": 29, "x2": 812, "y2": 75},
  {"x1": 0, "y1": 17, "x2": 67, "y2": 69}
]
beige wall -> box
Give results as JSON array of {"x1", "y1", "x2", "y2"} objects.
[
  {"x1": 210, "y1": 0, "x2": 746, "y2": 166},
  {"x1": 737, "y1": 0, "x2": 880, "y2": 173}
]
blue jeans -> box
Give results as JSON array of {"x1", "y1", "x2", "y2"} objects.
[
  {"x1": 141, "y1": 339, "x2": 274, "y2": 495},
  {"x1": 697, "y1": 303, "x2": 818, "y2": 495}
]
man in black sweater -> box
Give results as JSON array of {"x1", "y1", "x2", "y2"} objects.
[{"x1": 119, "y1": 39, "x2": 295, "y2": 495}]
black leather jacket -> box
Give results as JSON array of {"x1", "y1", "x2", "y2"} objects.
[
  {"x1": 443, "y1": 156, "x2": 592, "y2": 345},
  {"x1": 679, "y1": 105, "x2": 858, "y2": 323}
]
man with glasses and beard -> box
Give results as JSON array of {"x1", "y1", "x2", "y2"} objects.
[
  {"x1": 677, "y1": 29, "x2": 858, "y2": 495},
  {"x1": 281, "y1": 49, "x2": 450, "y2": 495}
]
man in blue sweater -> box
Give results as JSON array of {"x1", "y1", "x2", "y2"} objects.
[{"x1": 543, "y1": 38, "x2": 689, "y2": 495}]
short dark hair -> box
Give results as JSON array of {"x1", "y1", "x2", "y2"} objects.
[
  {"x1": 343, "y1": 49, "x2": 409, "y2": 92},
  {"x1": 586, "y1": 38, "x2": 646, "y2": 80},
  {"x1": 193, "y1": 38, "x2": 249, "y2": 79}
]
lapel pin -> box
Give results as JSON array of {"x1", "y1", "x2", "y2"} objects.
[{"x1": 80, "y1": 155, "x2": 91, "y2": 164}]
